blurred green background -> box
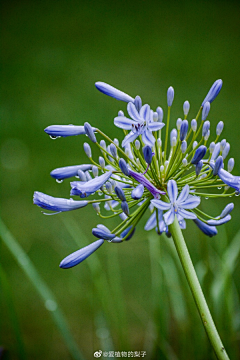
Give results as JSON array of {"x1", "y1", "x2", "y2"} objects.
[{"x1": 1, "y1": 0, "x2": 240, "y2": 359}]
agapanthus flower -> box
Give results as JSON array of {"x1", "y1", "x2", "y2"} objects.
[{"x1": 34, "y1": 78, "x2": 239, "y2": 268}]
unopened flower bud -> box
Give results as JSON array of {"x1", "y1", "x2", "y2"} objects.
[
  {"x1": 181, "y1": 140, "x2": 187, "y2": 153},
  {"x1": 84, "y1": 122, "x2": 97, "y2": 143},
  {"x1": 222, "y1": 142, "x2": 230, "y2": 159},
  {"x1": 134, "y1": 95, "x2": 142, "y2": 112},
  {"x1": 228, "y1": 158, "x2": 234, "y2": 172},
  {"x1": 183, "y1": 100, "x2": 190, "y2": 116},
  {"x1": 119, "y1": 158, "x2": 129, "y2": 176},
  {"x1": 156, "y1": 106, "x2": 163, "y2": 122},
  {"x1": 135, "y1": 139, "x2": 140, "y2": 150},
  {"x1": 176, "y1": 118, "x2": 182, "y2": 130},
  {"x1": 191, "y1": 119, "x2": 197, "y2": 132},
  {"x1": 99, "y1": 156, "x2": 105, "y2": 169},
  {"x1": 143, "y1": 145, "x2": 153, "y2": 164},
  {"x1": 92, "y1": 166, "x2": 99, "y2": 177},
  {"x1": 182, "y1": 158, "x2": 188, "y2": 167},
  {"x1": 153, "y1": 112, "x2": 158, "y2": 122},
  {"x1": 209, "y1": 142, "x2": 215, "y2": 154},
  {"x1": 193, "y1": 141, "x2": 198, "y2": 149},
  {"x1": 213, "y1": 156, "x2": 223, "y2": 176},
  {"x1": 110, "y1": 143, "x2": 118, "y2": 158},
  {"x1": 78, "y1": 170, "x2": 87, "y2": 182},
  {"x1": 202, "y1": 102, "x2": 210, "y2": 121},
  {"x1": 121, "y1": 201, "x2": 129, "y2": 216},
  {"x1": 202, "y1": 120, "x2": 210, "y2": 137},
  {"x1": 180, "y1": 120, "x2": 188, "y2": 141},
  {"x1": 216, "y1": 121, "x2": 224, "y2": 136},
  {"x1": 167, "y1": 86, "x2": 174, "y2": 106},
  {"x1": 84, "y1": 142, "x2": 92, "y2": 158},
  {"x1": 195, "y1": 160, "x2": 203, "y2": 176}
]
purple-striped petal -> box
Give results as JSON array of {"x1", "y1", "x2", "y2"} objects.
[
  {"x1": 70, "y1": 171, "x2": 112, "y2": 198},
  {"x1": 180, "y1": 195, "x2": 200, "y2": 209},
  {"x1": 122, "y1": 132, "x2": 139, "y2": 147},
  {"x1": 163, "y1": 207, "x2": 175, "y2": 225},
  {"x1": 148, "y1": 122, "x2": 165, "y2": 132},
  {"x1": 144, "y1": 212, "x2": 157, "y2": 231},
  {"x1": 114, "y1": 116, "x2": 137, "y2": 130},
  {"x1": 140, "y1": 104, "x2": 150, "y2": 121},
  {"x1": 33, "y1": 192, "x2": 88, "y2": 213},
  {"x1": 167, "y1": 180, "x2": 178, "y2": 203},
  {"x1": 59, "y1": 239, "x2": 104, "y2": 268},
  {"x1": 177, "y1": 184, "x2": 189, "y2": 204},
  {"x1": 151, "y1": 199, "x2": 171, "y2": 211},
  {"x1": 127, "y1": 102, "x2": 143, "y2": 122},
  {"x1": 141, "y1": 129, "x2": 155, "y2": 147},
  {"x1": 177, "y1": 208, "x2": 197, "y2": 220}
]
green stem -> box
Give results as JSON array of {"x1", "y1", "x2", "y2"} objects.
[{"x1": 169, "y1": 216, "x2": 230, "y2": 360}]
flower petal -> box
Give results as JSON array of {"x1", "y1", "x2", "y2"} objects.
[
  {"x1": 70, "y1": 171, "x2": 112, "y2": 197},
  {"x1": 50, "y1": 164, "x2": 92, "y2": 180},
  {"x1": 167, "y1": 180, "x2": 178, "y2": 204},
  {"x1": 207, "y1": 215, "x2": 231, "y2": 226},
  {"x1": 141, "y1": 129, "x2": 155, "y2": 147},
  {"x1": 148, "y1": 122, "x2": 165, "y2": 132},
  {"x1": 151, "y1": 199, "x2": 171, "y2": 210},
  {"x1": 33, "y1": 192, "x2": 88, "y2": 213},
  {"x1": 144, "y1": 212, "x2": 157, "y2": 231},
  {"x1": 122, "y1": 132, "x2": 139, "y2": 147},
  {"x1": 163, "y1": 207, "x2": 175, "y2": 225},
  {"x1": 140, "y1": 104, "x2": 150, "y2": 121},
  {"x1": 193, "y1": 219, "x2": 217, "y2": 237},
  {"x1": 177, "y1": 184, "x2": 189, "y2": 204},
  {"x1": 181, "y1": 195, "x2": 200, "y2": 209},
  {"x1": 178, "y1": 208, "x2": 197, "y2": 220},
  {"x1": 127, "y1": 102, "x2": 143, "y2": 122},
  {"x1": 114, "y1": 116, "x2": 137, "y2": 130},
  {"x1": 44, "y1": 125, "x2": 86, "y2": 137}
]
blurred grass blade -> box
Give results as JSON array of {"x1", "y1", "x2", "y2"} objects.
[
  {"x1": 0, "y1": 264, "x2": 26, "y2": 360},
  {"x1": 0, "y1": 218, "x2": 85, "y2": 360}
]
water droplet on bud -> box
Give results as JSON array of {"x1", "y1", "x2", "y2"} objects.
[
  {"x1": 50, "y1": 135, "x2": 60, "y2": 140},
  {"x1": 56, "y1": 179, "x2": 63, "y2": 183}
]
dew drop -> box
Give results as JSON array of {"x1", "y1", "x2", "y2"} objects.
[
  {"x1": 217, "y1": 187, "x2": 222, "y2": 190},
  {"x1": 235, "y1": 192, "x2": 240, "y2": 197},
  {"x1": 49, "y1": 135, "x2": 60, "y2": 140},
  {"x1": 205, "y1": 197, "x2": 209, "y2": 200},
  {"x1": 56, "y1": 179, "x2": 63, "y2": 183},
  {"x1": 229, "y1": 195, "x2": 233, "y2": 198}
]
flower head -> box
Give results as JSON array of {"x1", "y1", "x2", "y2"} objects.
[{"x1": 35, "y1": 78, "x2": 239, "y2": 267}]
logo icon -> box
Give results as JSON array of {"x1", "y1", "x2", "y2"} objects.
[{"x1": 94, "y1": 350, "x2": 102, "y2": 358}]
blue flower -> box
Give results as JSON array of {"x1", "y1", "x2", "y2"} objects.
[
  {"x1": 44, "y1": 125, "x2": 86, "y2": 138},
  {"x1": 95, "y1": 81, "x2": 134, "y2": 103},
  {"x1": 59, "y1": 239, "x2": 104, "y2": 268},
  {"x1": 50, "y1": 164, "x2": 92, "y2": 180},
  {"x1": 70, "y1": 171, "x2": 112, "y2": 198},
  {"x1": 33, "y1": 192, "x2": 88, "y2": 214},
  {"x1": 114, "y1": 102, "x2": 165, "y2": 147},
  {"x1": 193, "y1": 218, "x2": 217, "y2": 237},
  {"x1": 151, "y1": 180, "x2": 200, "y2": 225},
  {"x1": 202, "y1": 79, "x2": 223, "y2": 106}
]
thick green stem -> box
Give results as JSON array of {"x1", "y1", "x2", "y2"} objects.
[{"x1": 169, "y1": 216, "x2": 230, "y2": 360}]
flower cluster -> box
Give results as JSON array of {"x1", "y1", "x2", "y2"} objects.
[{"x1": 34, "y1": 79, "x2": 239, "y2": 268}]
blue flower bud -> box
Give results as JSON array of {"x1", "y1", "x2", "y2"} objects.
[
  {"x1": 118, "y1": 110, "x2": 124, "y2": 117},
  {"x1": 202, "y1": 79, "x2": 223, "y2": 106},
  {"x1": 220, "y1": 139, "x2": 226, "y2": 152},
  {"x1": 156, "y1": 106, "x2": 163, "y2": 122},
  {"x1": 228, "y1": 158, "x2": 234, "y2": 172},
  {"x1": 193, "y1": 218, "x2": 217, "y2": 237},
  {"x1": 135, "y1": 140, "x2": 140, "y2": 150},
  {"x1": 95, "y1": 82, "x2": 134, "y2": 103},
  {"x1": 153, "y1": 112, "x2": 158, "y2": 122},
  {"x1": 114, "y1": 186, "x2": 126, "y2": 201},
  {"x1": 202, "y1": 120, "x2": 210, "y2": 137},
  {"x1": 92, "y1": 227, "x2": 115, "y2": 240},
  {"x1": 204, "y1": 130, "x2": 210, "y2": 141},
  {"x1": 167, "y1": 86, "x2": 174, "y2": 106},
  {"x1": 83, "y1": 142, "x2": 92, "y2": 158},
  {"x1": 195, "y1": 160, "x2": 203, "y2": 176},
  {"x1": 105, "y1": 182, "x2": 113, "y2": 194},
  {"x1": 181, "y1": 140, "x2": 187, "y2": 154},
  {"x1": 92, "y1": 202, "x2": 100, "y2": 214},
  {"x1": 110, "y1": 143, "x2": 118, "y2": 158},
  {"x1": 191, "y1": 145, "x2": 207, "y2": 164},
  {"x1": 59, "y1": 239, "x2": 104, "y2": 268},
  {"x1": 170, "y1": 128, "x2": 177, "y2": 144},
  {"x1": 85, "y1": 171, "x2": 92, "y2": 181},
  {"x1": 191, "y1": 119, "x2": 197, "y2": 132},
  {"x1": 99, "y1": 156, "x2": 105, "y2": 169},
  {"x1": 78, "y1": 170, "x2": 87, "y2": 181},
  {"x1": 44, "y1": 125, "x2": 86, "y2": 138},
  {"x1": 222, "y1": 142, "x2": 230, "y2": 159},
  {"x1": 176, "y1": 118, "x2": 182, "y2": 130},
  {"x1": 209, "y1": 142, "x2": 215, "y2": 154},
  {"x1": 182, "y1": 158, "x2": 188, "y2": 167},
  {"x1": 171, "y1": 136, "x2": 177, "y2": 147},
  {"x1": 92, "y1": 166, "x2": 99, "y2": 177},
  {"x1": 220, "y1": 203, "x2": 234, "y2": 218},
  {"x1": 33, "y1": 192, "x2": 88, "y2": 213},
  {"x1": 202, "y1": 102, "x2": 210, "y2": 121},
  {"x1": 119, "y1": 158, "x2": 129, "y2": 176},
  {"x1": 183, "y1": 100, "x2": 190, "y2": 116},
  {"x1": 207, "y1": 215, "x2": 231, "y2": 226},
  {"x1": 180, "y1": 120, "x2": 188, "y2": 141},
  {"x1": 131, "y1": 184, "x2": 144, "y2": 199},
  {"x1": 213, "y1": 156, "x2": 223, "y2": 176},
  {"x1": 84, "y1": 122, "x2": 97, "y2": 143},
  {"x1": 50, "y1": 164, "x2": 92, "y2": 180},
  {"x1": 216, "y1": 121, "x2": 224, "y2": 136},
  {"x1": 211, "y1": 142, "x2": 220, "y2": 160},
  {"x1": 100, "y1": 139, "x2": 106, "y2": 150},
  {"x1": 114, "y1": 138, "x2": 119, "y2": 146},
  {"x1": 121, "y1": 226, "x2": 135, "y2": 241},
  {"x1": 143, "y1": 145, "x2": 153, "y2": 164},
  {"x1": 121, "y1": 201, "x2": 129, "y2": 216},
  {"x1": 134, "y1": 95, "x2": 142, "y2": 112},
  {"x1": 193, "y1": 141, "x2": 198, "y2": 149}
]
